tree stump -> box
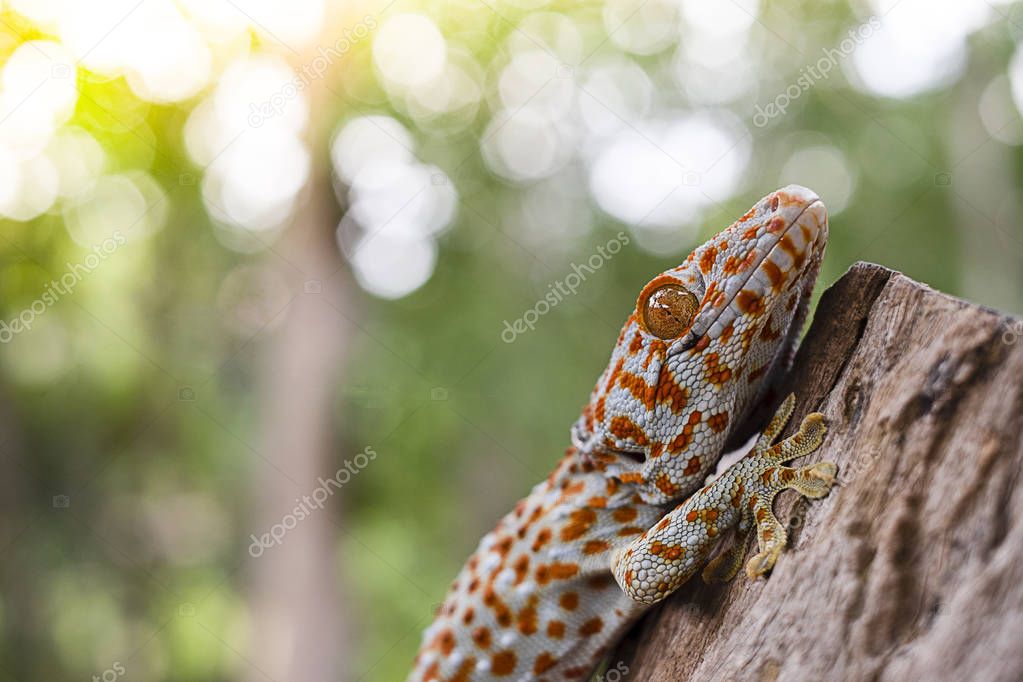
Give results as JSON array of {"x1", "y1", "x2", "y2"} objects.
[{"x1": 612, "y1": 262, "x2": 1023, "y2": 682}]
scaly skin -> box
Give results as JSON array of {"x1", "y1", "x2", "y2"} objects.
[{"x1": 409, "y1": 185, "x2": 836, "y2": 681}]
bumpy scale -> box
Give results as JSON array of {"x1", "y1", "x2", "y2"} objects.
[{"x1": 409, "y1": 186, "x2": 838, "y2": 681}]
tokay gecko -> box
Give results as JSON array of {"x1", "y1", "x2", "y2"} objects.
[{"x1": 409, "y1": 185, "x2": 837, "y2": 681}]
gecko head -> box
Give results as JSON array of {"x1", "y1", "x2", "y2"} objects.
[{"x1": 575, "y1": 185, "x2": 828, "y2": 502}]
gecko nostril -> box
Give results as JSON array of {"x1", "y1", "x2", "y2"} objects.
[{"x1": 769, "y1": 194, "x2": 780, "y2": 212}]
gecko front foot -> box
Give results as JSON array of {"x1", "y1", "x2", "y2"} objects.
[
  {"x1": 612, "y1": 395, "x2": 837, "y2": 604},
  {"x1": 740, "y1": 396, "x2": 836, "y2": 579}
]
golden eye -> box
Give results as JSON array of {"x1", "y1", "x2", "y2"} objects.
[{"x1": 641, "y1": 283, "x2": 699, "y2": 339}]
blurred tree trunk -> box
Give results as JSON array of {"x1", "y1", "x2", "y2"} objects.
[
  {"x1": 613, "y1": 263, "x2": 1023, "y2": 681},
  {"x1": 243, "y1": 6, "x2": 356, "y2": 680}
]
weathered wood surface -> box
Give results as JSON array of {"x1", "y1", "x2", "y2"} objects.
[{"x1": 613, "y1": 262, "x2": 1023, "y2": 682}]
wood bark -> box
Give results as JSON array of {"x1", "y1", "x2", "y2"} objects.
[{"x1": 613, "y1": 262, "x2": 1023, "y2": 682}]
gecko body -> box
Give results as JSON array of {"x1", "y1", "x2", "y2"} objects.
[{"x1": 409, "y1": 185, "x2": 836, "y2": 681}]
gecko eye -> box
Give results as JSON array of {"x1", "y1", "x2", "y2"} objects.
[{"x1": 640, "y1": 283, "x2": 699, "y2": 340}]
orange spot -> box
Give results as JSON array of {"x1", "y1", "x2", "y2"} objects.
[
  {"x1": 560, "y1": 508, "x2": 597, "y2": 542},
  {"x1": 762, "y1": 259, "x2": 783, "y2": 290},
  {"x1": 719, "y1": 322, "x2": 734, "y2": 343},
  {"x1": 760, "y1": 321, "x2": 781, "y2": 342},
  {"x1": 707, "y1": 411, "x2": 729, "y2": 432},
  {"x1": 685, "y1": 510, "x2": 699, "y2": 522},
  {"x1": 546, "y1": 620, "x2": 565, "y2": 638},
  {"x1": 628, "y1": 330, "x2": 643, "y2": 353},
  {"x1": 609, "y1": 415, "x2": 650, "y2": 446},
  {"x1": 656, "y1": 366, "x2": 690, "y2": 414},
  {"x1": 768, "y1": 216, "x2": 786, "y2": 233},
  {"x1": 736, "y1": 290, "x2": 764, "y2": 315},
  {"x1": 613, "y1": 507, "x2": 637, "y2": 523},
  {"x1": 699, "y1": 247, "x2": 718, "y2": 274},
  {"x1": 583, "y1": 539, "x2": 610, "y2": 555},
  {"x1": 495, "y1": 602, "x2": 513, "y2": 628},
  {"x1": 512, "y1": 554, "x2": 530, "y2": 585},
  {"x1": 643, "y1": 340, "x2": 667, "y2": 369},
  {"x1": 683, "y1": 456, "x2": 702, "y2": 476},
  {"x1": 559, "y1": 592, "x2": 579, "y2": 611},
  {"x1": 532, "y1": 528, "x2": 552, "y2": 552},
  {"x1": 579, "y1": 617, "x2": 604, "y2": 636},
  {"x1": 740, "y1": 326, "x2": 756, "y2": 351},
  {"x1": 517, "y1": 595, "x2": 538, "y2": 635},
  {"x1": 618, "y1": 371, "x2": 657, "y2": 411},
  {"x1": 605, "y1": 357, "x2": 625, "y2": 392},
  {"x1": 779, "y1": 234, "x2": 806, "y2": 269},
  {"x1": 534, "y1": 652, "x2": 557, "y2": 675},
  {"x1": 450, "y1": 658, "x2": 476, "y2": 682},
  {"x1": 436, "y1": 629, "x2": 456, "y2": 656},
  {"x1": 650, "y1": 541, "x2": 685, "y2": 561},
  {"x1": 668, "y1": 428, "x2": 694, "y2": 454},
  {"x1": 473, "y1": 626, "x2": 492, "y2": 649},
  {"x1": 655, "y1": 473, "x2": 680, "y2": 496},
  {"x1": 617, "y1": 526, "x2": 645, "y2": 536},
  {"x1": 738, "y1": 207, "x2": 756, "y2": 223},
  {"x1": 722, "y1": 254, "x2": 741, "y2": 275},
  {"x1": 491, "y1": 650, "x2": 517, "y2": 676},
  {"x1": 536, "y1": 562, "x2": 579, "y2": 585}
]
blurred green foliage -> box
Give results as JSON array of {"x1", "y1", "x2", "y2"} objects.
[{"x1": 0, "y1": 1, "x2": 1022, "y2": 680}]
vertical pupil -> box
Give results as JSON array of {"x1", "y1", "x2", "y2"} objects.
[{"x1": 643, "y1": 285, "x2": 698, "y2": 339}]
